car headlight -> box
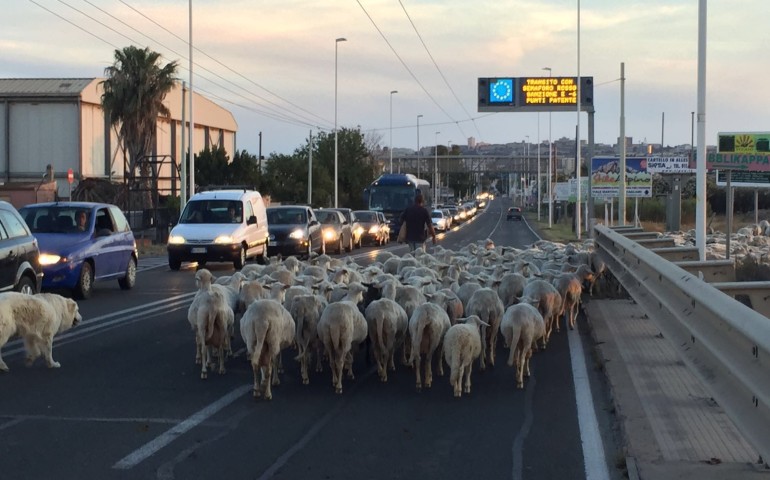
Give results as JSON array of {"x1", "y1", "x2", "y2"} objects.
[
  {"x1": 368, "y1": 225, "x2": 379, "y2": 234},
  {"x1": 289, "y1": 229, "x2": 305, "y2": 240},
  {"x1": 323, "y1": 228, "x2": 337, "y2": 241},
  {"x1": 39, "y1": 253, "x2": 63, "y2": 265},
  {"x1": 214, "y1": 235, "x2": 235, "y2": 244},
  {"x1": 355, "y1": 226, "x2": 365, "y2": 236},
  {"x1": 168, "y1": 235, "x2": 186, "y2": 245}
]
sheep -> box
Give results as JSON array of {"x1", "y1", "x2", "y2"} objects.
[
  {"x1": 289, "y1": 294, "x2": 328, "y2": 385},
  {"x1": 188, "y1": 269, "x2": 234, "y2": 368},
  {"x1": 364, "y1": 298, "x2": 408, "y2": 382},
  {"x1": 237, "y1": 279, "x2": 268, "y2": 315},
  {"x1": 465, "y1": 287, "x2": 505, "y2": 370},
  {"x1": 408, "y1": 302, "x2": 451, "y2": 391},
  {"x1": 317, "y1": 300, "x2": 368, "y2": 394},
  {"x1": 552, "y1": 267, "x2": 590, "y2": 330},
  {"x1": 521, "y1": 279, "x2": 563, "y2": 345},
  {"x1": 239, "y1": 299, "x2": 296, "y2": 400},
  {"x1": 500, "y1": 303, "x2": 546, "y2": 389},
  {"x1": 442, "y1": 315, "x2": 488, "y2": 397},
  {"x1": 497, "y1": 272, "x2": 527, "y2": 308}
]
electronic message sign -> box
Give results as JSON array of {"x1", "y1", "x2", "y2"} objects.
[{"x1": 478, "y1": 76, "x2": 594, "y2": 112}]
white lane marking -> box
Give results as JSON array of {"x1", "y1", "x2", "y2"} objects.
[
  {"x1": 0, "y1": 418, "x2": 25, "y2": 431},
  {"x1": 511, "y1": 376, "x2": 537, "y2": 480},
  {"x1": 112, "y1": 384, "x2": 252, "y2": 470},
  {"x1": 568, "y1": 327, "x2": 611, "y2": 480},
  {"x1": 2, "y1": 294, "x2": 194, "y2": 356}
]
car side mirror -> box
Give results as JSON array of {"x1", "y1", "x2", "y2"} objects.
[
  {"x1": 310, "y1": 220, "x2": 319, "y2": 227},
  {"x1": 247, "y1": 215, "x2": 257, "y2": 225},
  {"x1": 96, "y1": 228, "x2": 112, "y2": 237},
  {"x1": 343, "y1": 220, "x2": 349, "y2": 226}
]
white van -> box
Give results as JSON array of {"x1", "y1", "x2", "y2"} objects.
[{"x1": 167, "y1": 189, "x2": 269, "y2": 270}]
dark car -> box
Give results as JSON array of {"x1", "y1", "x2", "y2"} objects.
[
  {"x1": 313, "y1": 209, "x2": 351, "y2": 254},
  {"x1": 352, "y1": 210, "x2": 387, "y2": 246},
  {"x1": 20, "y1": 202, "x2": 137, "y2": 299},
  {"x1": 0, "y1": 201, "x2": 42, "y2": 294},
  {"x1": 507, "y1": 207, "x2": 523, "y2": 221},
  {"x1": 266, "y1": 206, "x2": 324, "y2": 259},
  {"x1": 327, "y1": 208, "x2": 361, "y2": 250}
]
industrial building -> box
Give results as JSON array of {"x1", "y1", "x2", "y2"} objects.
[{"x1": 0, "y1": 78, "x2": 237, "y2": 204}]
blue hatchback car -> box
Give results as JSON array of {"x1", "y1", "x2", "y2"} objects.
[{"x1": 20, "y1": 202, "x2": 137, "y2": 299}]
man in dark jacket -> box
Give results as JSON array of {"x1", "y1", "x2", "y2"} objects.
[{"x1": 399, "y1": 193, "x2": 436, "y2": 252}]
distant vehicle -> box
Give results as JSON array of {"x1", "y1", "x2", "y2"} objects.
[
  {"x1": 0, "y1": 200, "x2": 42, "y2": 294},
  {"x1": 431, "y1": 209, "x2": 450, "y2": 232},
  {"x1": 326, "y1": 207, "x2": 360, "y2": 250},
  {"x1": 314, "y1": 209, "x2": 351, "y2": 255},
  {"x1": 266, "y1": 206, "x2": 324, "y2": 259},
  {"x1": 363, "y1": 173, "x2": 433, "y2": 239},
  {"x1": 376, "y1": 212, "x2": 391, "y2": 241},
  {"x1": 352, "y1": 210, "x2": 388, "y2": 246},
  {"x1": 167, "y1": 189, "x2": 269, "y2": 270},
  {"x1": 21, "y1": 202, "x2": 136, "y2": 299},
  {"x1": 445, "y1": 205, "x2": 460, "y2": 224},
  {"x1": 441, "y1": 208, "x2": 453, "y2": 229},
  {"x1": 507, "y1": 207, "x2": 523, "y2": 221}
]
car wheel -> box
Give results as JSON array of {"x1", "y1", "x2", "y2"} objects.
[
  {"x1": 15, "y1": 275, "x2": 36, "y2": 295},
  {"x1": 169, "y1": 256, "x2": 182, "y2": 271},
  {"x1": 74, "y1": 262, "x2": 94, "y2": 300},
  {"x1": 256, "y1": 245, "x2": 267, "y2": 265},
  {"x1": 234, "y1": 245, "x2": 246, "y2": 270},
  {"x1": 118, "y1": 256, "x2": 137, "y2": 290}
]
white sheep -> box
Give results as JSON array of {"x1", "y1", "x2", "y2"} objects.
[
  {"x1": 364, "y1": 298, "x2": 408, "y2": 382},
  {"x1": 408, "y1": 302, "x2": 451, "y2": 391},
  {"x1": 465, "y1": 287, "x2": 505, "y2": 370},
  {"x1": 289, "y1": 294, "x2": 328, "y2": 385},
  {"x1": 521, "y1": 279, "x2": 563, "y2": 345},
  {"x1": 239, "y1": 299, "x2": 296, "y2": 400},
  {"x1": 442, "y1": 315, "x2": 488, "y2": 397},
  {"x1": 317, "y1": 300, "x2": 368, "y2": 394},
  {"x1": 500, "y1": 303, "x2": 546, "y2": 389}
]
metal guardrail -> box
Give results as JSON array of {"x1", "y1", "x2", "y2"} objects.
[{"x1": 594, "y1": 224, "x2": 770, "y2": 465}]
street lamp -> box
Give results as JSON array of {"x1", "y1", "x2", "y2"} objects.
[
  {"x1": 434, "y1": 131, "x2": 440, "y2": 205},
  {"x1": 416, "y1": 114, "x2": 423, "y2": 178},
  {"x1": 334, "y1": 37, "x2": 346, "y2": 208},
  {"x1": 389, "y1": 90, "x2": 398, "y2": 173},
  {"x1": 525, "y1": 135, "x2": 530, "y2": 206},
  {"x1": 543, "y1": 66, "x2": 553, "y2": 227}
]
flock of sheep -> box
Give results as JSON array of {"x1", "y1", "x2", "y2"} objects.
[{"x1": 187, "y1": 239, "x2": 605, "y2": 400}]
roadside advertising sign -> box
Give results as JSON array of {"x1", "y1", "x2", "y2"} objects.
[
  {"x1": 715, "y1": 170, "x2": 770, "y2": 188},
  {"x1": 709, "y1": 132, "x2": 770, "y2": 171},
  {"x1": 646, "y1": 156, "x2": 695, "y2": 174},
  {"x1": 590, "y1": 157, "x2": 652, "y2": 198}
]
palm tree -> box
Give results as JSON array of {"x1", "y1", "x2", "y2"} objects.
[{"x1": 101, "y1": 45, "x2": 178, "y2": 208}]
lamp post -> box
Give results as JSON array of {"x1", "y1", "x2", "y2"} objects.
[
  {"x1": 434, "y1": 131, "x2": 440, "y2": 204},
  {"x1": 334, "y1": 37, "x2": 346, "y2": 208},
  {"x1": 525, "y1": 135, "x2": 530, "y2": 207},
  {"x1": 389, "y1": 90, "x2": 398, "y2": 173},
  {"x1": 188, "y1": 0, "x2": 195, "y2": 198},
  {"x1": 543, "y1": 66, "x2": 553, "y2": 227},
  {"x1": 416, "y1": 114, "x2": 423, "y2": 178}
]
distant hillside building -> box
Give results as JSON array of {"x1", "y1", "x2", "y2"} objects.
[{"x1": 0, "y1": 78, "x2": 237, "y2": 200}]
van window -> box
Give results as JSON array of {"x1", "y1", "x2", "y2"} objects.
[
  {"x1": 245, "y1": 201, "x2": 255, "y2": 225},
  {"x1": 180, "y1": 200, "x2": 243, "y2": 224}
]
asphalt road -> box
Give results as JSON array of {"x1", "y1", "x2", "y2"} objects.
[{"x1": 0, "y1": 197, "x2": 623, "y2": 480}]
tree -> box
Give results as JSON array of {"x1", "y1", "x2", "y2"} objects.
[
  {"x1": 101, "y1": 46, "x2": 178, "y2": 208},
  {"x1": 262, "y1": 127, "x2": 377, "y2": 209},
  {"x1": 194, "y1": 146, "x2": 230, "y2": 187}
]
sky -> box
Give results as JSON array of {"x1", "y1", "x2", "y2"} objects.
[{"x1": 3, "y1": 0, "x2": 769, "y2": 158}]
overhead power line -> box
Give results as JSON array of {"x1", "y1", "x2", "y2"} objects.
[
  {"x1": 355, "y1": 0, "x2": 468, "y2": 141},
  {"x1": 397, "y1": 0, "x2": 483, "y2": 141}
]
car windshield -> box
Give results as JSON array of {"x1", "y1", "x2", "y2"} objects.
[
  {"x1": 354, "y1": 211, "x2": 377, "y2": 222},
  {"x1": 431, "y1": 211, "x2": 443, "y2": 218},
  {"x1": 180, "y1": 200, "x2": 242, "y2": 224},
  {"x1": 21, "y1": 206, "x2": 90, "y2": 233},
  {"x1": 267, "y1": 208, "x2": 306, "y2": 225},
  {"x1": 314, "y1": 211, "x2": 339, "y2": 225}
]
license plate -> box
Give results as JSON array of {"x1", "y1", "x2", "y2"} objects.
[
  {"x1": 191, "y1": 247, "x2": 206, "y2": 254},
  {"x1": 268, "y1": 241, "x2": 276, "y2": 247}
]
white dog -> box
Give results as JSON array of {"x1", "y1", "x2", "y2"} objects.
[{"x1": 0, "y1": 292, "x2": 82, "y2": 371}]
